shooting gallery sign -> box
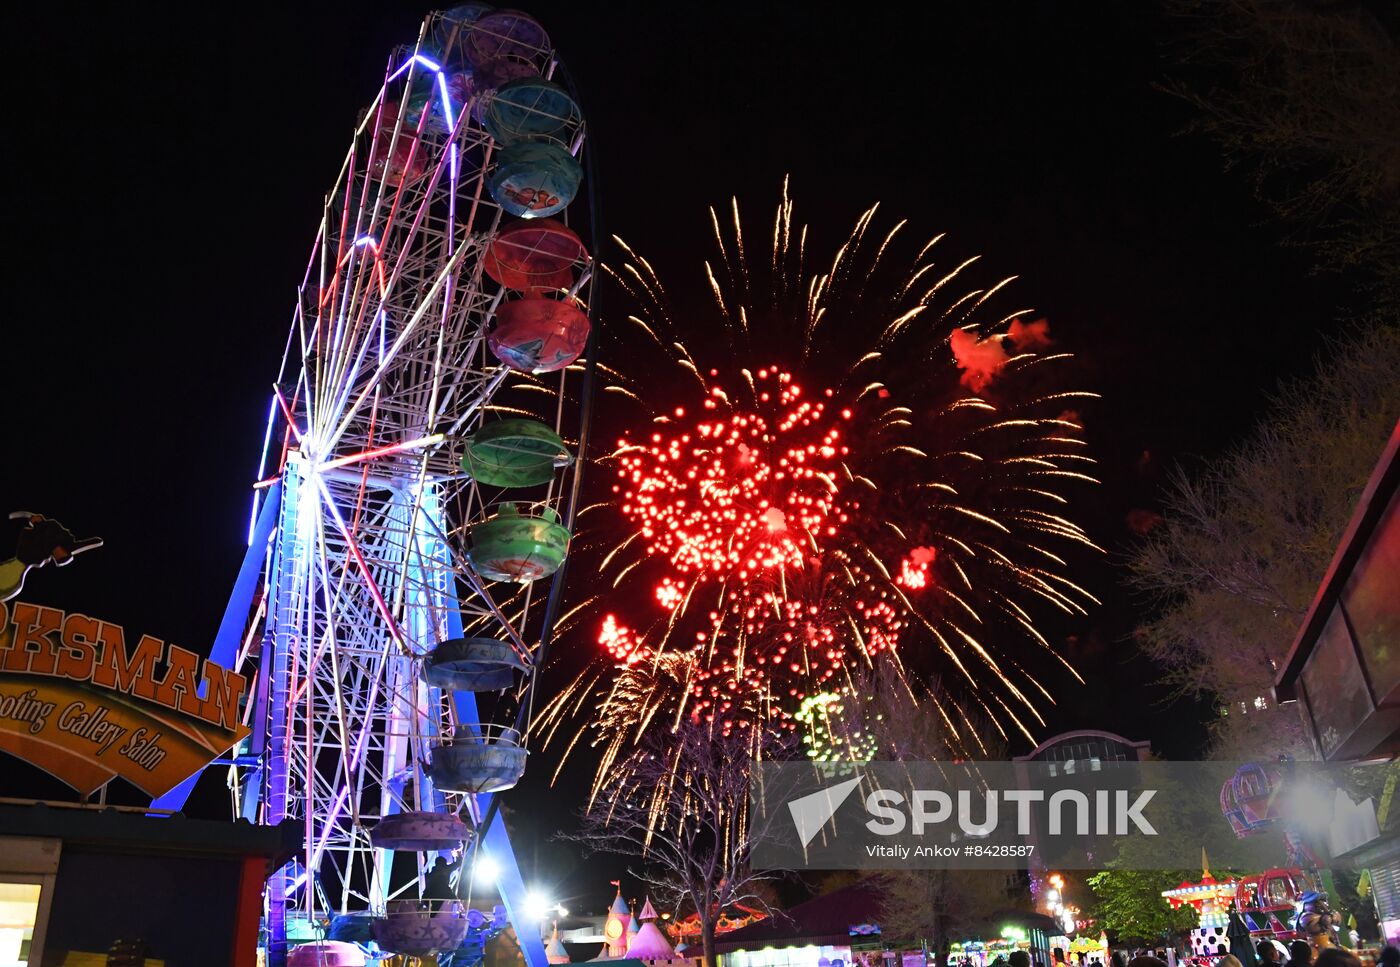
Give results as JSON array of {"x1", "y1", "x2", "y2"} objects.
[{"x1": 0, "y1": 600, "x2": 250, "y2": 798}]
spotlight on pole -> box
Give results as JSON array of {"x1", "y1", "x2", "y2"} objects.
[
  {"x1": 524, "y1": 890, "x2": 553, "y2": 922},
  {"x1": 473, "y1": 854, "x2": 500, "y2": 887}
]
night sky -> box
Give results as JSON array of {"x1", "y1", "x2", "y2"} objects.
[{"x1": 5, "y1": 1, "x2": 1349, "y2": 914}]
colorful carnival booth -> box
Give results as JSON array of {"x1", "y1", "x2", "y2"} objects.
[
  {"x1": 1050, "y1": 933, "x2": 1108, "y2": 965},
  {"x1": 0, "y1": 801, "x2": 297, "y2": 966},
  {"x1": 948, "y1": 917, "x2": 1056, "y2": 967},
  {"x1": 1162, "y1": 863, "x2": 1239, "y2": 958},
  {"x1": 1078, "y1": 934, "x2": 1109, "y2": 964}
]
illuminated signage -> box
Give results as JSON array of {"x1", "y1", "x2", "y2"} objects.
[{"x1": 0, "y1": 601, "x2": 250, "y2": 798}]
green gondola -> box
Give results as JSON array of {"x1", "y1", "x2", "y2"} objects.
[
  {"x1": 461, "y1": 418, "x2": 572, "y2": 488},
  {"x1": 468, "y1": 503, "x2": 569, "y2": 582}
]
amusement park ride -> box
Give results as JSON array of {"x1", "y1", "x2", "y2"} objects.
[
  {"x1": 1164, "y1": 863, "x2": 1320, "y2": 958},
  {"x1": 1165, "y1": 762, "x2": 1344, "y2": 959},
  {"x1": 153, "y1": 5, "x2": 598, "y2": 964}
]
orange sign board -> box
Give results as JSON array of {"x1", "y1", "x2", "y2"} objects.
[{"x1": 0, "y1": 601, "x2": 250, "y2": 798}]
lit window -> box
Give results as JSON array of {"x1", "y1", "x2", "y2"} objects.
[{"x1": 0, "y1": 882, "x2": 41, "y2": 967}]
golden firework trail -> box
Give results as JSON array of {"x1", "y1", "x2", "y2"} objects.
[{"x1": 537, "y1": 185, "x2": 1100, "y2": 797}]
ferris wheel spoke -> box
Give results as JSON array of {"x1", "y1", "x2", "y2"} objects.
[
  {"x1": 312, "y1": 524, "x2": 366, "y2": 823},
  {"x1": 321, "y1": 242, "x2": 478, "y2": 455}
]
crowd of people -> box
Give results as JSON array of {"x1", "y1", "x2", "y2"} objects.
[
  {"x1": 1111, "y1": 942, "x2": 1400, "y2": 967},
  {"x1": 974, "y1": 938, "x2": 1396, "y2": 967}
]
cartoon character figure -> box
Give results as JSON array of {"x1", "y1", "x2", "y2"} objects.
[
  {"x1": 1, "y1": 512, "x2": 103, "y2": 601},
  {"x1": 1293, "y1": 891, "x2": 1340, "y2": 949}
]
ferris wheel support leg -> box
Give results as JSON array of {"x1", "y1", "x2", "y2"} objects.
[
  {"x1": 149, "y1": 481, "x2": 285, "y2": 815},
  {"x1": 264, "y1": 465, "x2": 304, "y2": 967},
  {"x1": 481, "y1": 802, "x2": 550, "y2": 967},
  {"x1": 448, "y1": 694, "x2": 547, "y2": 967},
  {"x1": 429, "y1": 541, "x2": 547, "y2": 967}
]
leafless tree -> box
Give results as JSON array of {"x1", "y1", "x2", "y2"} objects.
[
  {"x1": 879, "y1": 866, "x2": 1025, "y2": 966},
  {"x1": 1162, "y1": 0, "x2": 1400, "y2": 314},
  {"x1": 824, "y1": 659, "x2": 1026, "y2": 965},
  {"x1": 569, "y1": 718, "x2": 791, "y2": 967},
  {"x1": 815, "y1": 657, "x2": 1010, "y2": 763},
  {"x1": 1130, "y1": 326, "x2": 1400, "y2": 756}
]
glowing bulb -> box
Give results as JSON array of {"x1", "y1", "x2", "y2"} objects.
[
  {"x1": 473, "y1": 854, "x2": 500, "y2": 887},
  {"x1": 523, "y1": 890, "x2": 553, "y2": 922}
]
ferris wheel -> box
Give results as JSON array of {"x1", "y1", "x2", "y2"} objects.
[{"x1": 155, "y1": 6, "x2": 599, "y2": 964}]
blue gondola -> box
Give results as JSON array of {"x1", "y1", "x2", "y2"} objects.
[
  {"x1": 326, "y1": 914, "x2": 376, "y2": 944},
  {"x1": 428, "y1": 727, "x2": 528, "y2": 794},
  {"x1": 370, "y1": 809, "x2": 472, "y2": 851},
  {"x1": 488, "y1": 141, "x2": 582, "y2": 218},
  {"x1": 484, "y1": 77, "x2": 580, "y2": 147},
  {"x1": 373, "y1": 902, "x2": 471, "y2": 957},
  {"x1": 422, "y1": 638, "x2": 528, "y2": 692}
]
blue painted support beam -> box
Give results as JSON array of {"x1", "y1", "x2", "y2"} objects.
[
  {"x1": 426, "y1": 502, "x2": 547, "y2": 967},
  {"x1": 481, "y1": 798, "x2": 548, "y2": 967},
  {"x1": 150, "y1": 481, "x2": 284, "y2": 814},
  {"x1": 444, "y1": 682, "x2": 547, "y2": 967},
  {"x1": 447, "y1": 682, "x2": 546, "y2": 967}
]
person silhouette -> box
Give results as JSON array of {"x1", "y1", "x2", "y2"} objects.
[{"x1": 422, "y1": 855, "x2": 458, "y2": 911}]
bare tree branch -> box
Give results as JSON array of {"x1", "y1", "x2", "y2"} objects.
[
  {"x1": 1129, "y1": 326, "x2": 1400, "y2": 755},
  {"x1": 565, "y1": 719, "x2": 793, "y2": 967},
  {"x1": 1162, "y1": 0, "x2": 1400, "y2": 314}
]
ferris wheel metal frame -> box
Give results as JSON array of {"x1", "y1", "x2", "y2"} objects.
[{"x1": 152, "y1": 7, "x2": 601, "y2": 965}]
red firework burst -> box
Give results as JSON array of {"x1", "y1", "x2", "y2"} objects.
[
  {"x1": 596, "y1": 366, "x2": 909, "y2": 728},
  {"x1": 618, "y1": 369, "x2": 845, "y2": 588},
  {"x1": 537, "y1": 190, "x2": 1100, "y2": 786}
]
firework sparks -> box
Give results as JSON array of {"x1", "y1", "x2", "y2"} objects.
[
  {"x1": 795, "y1": 690, "x2": 879, "y2": 762},
  {"x1": 538, "y1": 186, "x2": 1101, "y2": 789},
  {"x1": 616, "y1": 370, "x2": 848, "y2": 587},
  {"x1": 897, "y1": 546, "x2": 938, "y2": 589}
]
